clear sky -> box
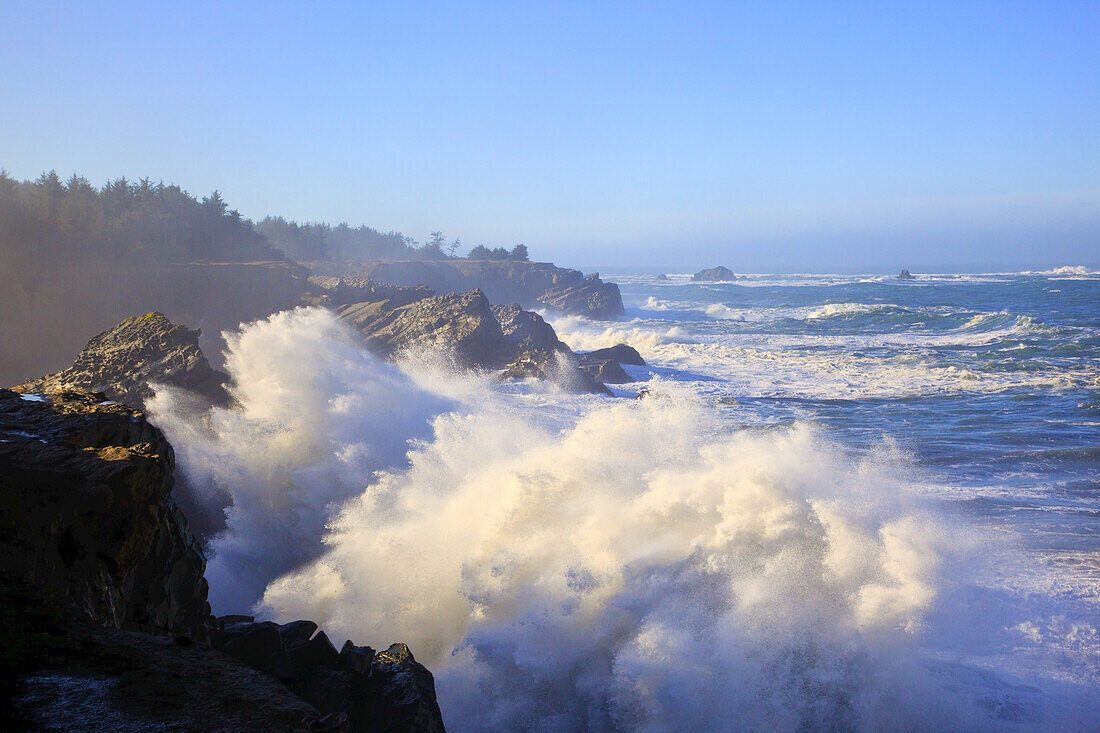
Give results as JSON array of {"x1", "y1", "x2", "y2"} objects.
[{"x1": 2, "y1": 1, "x2": 1097, "y2": 272}]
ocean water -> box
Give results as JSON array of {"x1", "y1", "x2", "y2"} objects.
[{"x1": 151, "y1": 268, "x2": 1100, "y2": 731}]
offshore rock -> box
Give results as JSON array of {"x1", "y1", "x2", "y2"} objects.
[
  {"x1": 692, "y1": 266, "x2": 737, "y2": 282},
  {"x1": 0, "y1": 388, "x2": 211, "y2": 642},
  {"x1": 898, "y1": 269, "x2": 915, "y2": 280},
  {"x1": 580, "y1": 343, "x2": 646, "y2": 366},
  {"x1": 15, "y1": 311, "x2": 230, "y2": 410},
  {"x1": 576, "y1": 343, "x2": 647, "y2": 384}
]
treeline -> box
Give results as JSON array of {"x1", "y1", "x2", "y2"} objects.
[
  {"x1": 0, "y1": 170, "x2": 532, "y2": 265},
  {"x1": 256, "y1": 218, "x2": 530, "y2": 263},
  {"x1": 0, "y1": 171, "x2": 280, "y2": 265}
]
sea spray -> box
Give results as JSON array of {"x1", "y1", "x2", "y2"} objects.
[
  {"x1": 148, "y1": 307, "x2": 454, "y2": 611},
  {"x1": 150, "y1": 305, "x2": 1094, "y2": 730}
]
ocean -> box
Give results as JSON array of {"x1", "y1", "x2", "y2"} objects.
[{"x1": 153, "y1": 267, "x2": 1099, "y2": 731}]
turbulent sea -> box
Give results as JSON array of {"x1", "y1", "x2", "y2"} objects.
[{"x1": 152, "y1": 267, "x2": 1099, "y2": 731}]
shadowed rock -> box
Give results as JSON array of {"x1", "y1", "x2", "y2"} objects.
[{"x1": 0, "y1": 388, "x2": 211, "y2": 642}]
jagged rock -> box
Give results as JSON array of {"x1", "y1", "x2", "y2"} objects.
[
  {"x1": 692, "y1": 266, "x2": 737, "y2": 282},
  {"x1": 898, "y1": 269, "x2": 914, "y2": 280},
  {"x1": 340, "y1": 641, "x2": 376, "y2": 676},
  {"x1": 536, "y1": 273, "x2": 623, "y2": 320},
  {"x1": 338, "y1": 289, "x2": 507, "y2": 369},
  {"x1": 655, "y1": 273, "x2": 670, "y2": 282},
  {"x1": 492, "y1": 303, "x2": 568, "y2": 353},
  {"x1": 0, "y1": 388, "x2": 210, "y2": 642},
  {"x1": 288, "y1": 630, "x2": 341, "y2": 673},
  {"x1": 581, "y1": 344, "x2": 646, "y2": 366},
  {"x1": 14, "y1": 311, "x2": 230, "y2": 410},
  {"x1": 360, "y1": 644, "x2": 446, "y2": 733}
]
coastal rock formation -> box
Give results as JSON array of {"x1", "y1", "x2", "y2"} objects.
[
  {"x1": 0, "y1": 388, "x2": 211, "y2": 642},
  {"x1": 338, "y1": 290, "x2": 611, "y2": 394},
  {"x1": 898, "y1": 269, "x2": 914, "y2": 280},
  {"x1": 576, "y1": 344, "x2": 647, "y2": 384},
  {"x1": 692, "y1": 266, "x2": 737, "y2": 282},
  {"x1": 15, "y1": 312, "x2": 230, "y2": 410},
  {"x1": 305, "y1": 276, "x2": 435, "y2": 309},
  {"x1": 212, "y1": 616, "x2": 445, "y2": 732},
  {"x1": 338, "y1": 289, "x2": 508, "y2": 369},
  {"x1": 655, "y1": 273, "x2": 670, "y2": 282},
  {"x1": 311, "y1": 259, "x2": 625, "y2": 319}
]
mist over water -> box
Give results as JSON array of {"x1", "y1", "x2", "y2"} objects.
[{"x1": 150, "y1": 272, "x2": 1100, "y2": 730}]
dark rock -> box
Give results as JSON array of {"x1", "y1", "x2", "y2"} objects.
[
  {"x1": 578, "y1": 359, "x2": 633, "y2": 384},
  {"x1": 12, "y1": 623, "x2": 321, "y2": 731},
  {"x1": 580, "y1": 343, "x2": 646, "y2": 366},
  {"x1": 288, "y1": 629, "x2": 341, "y2": 673},
  {"x1": 280, "y1": 619, "x2": 320, "y2": 649},
  {"x1": 655, "y1": 273, "x2": 670, "y2": 282},
  {"x1": 14, "y1": 311, "x2": 230, "y2": 410},
  {"x1": 898, "y1": 269, "x2": 914, "y2": 280},
  {"x1": 360, "y1": 643, "x2": 446, "y2": 733},
  {"x1": 692, "y1": 266, "x2": 737, "y2": 282},
  {"x1": 221, "y1": 623, "x2": 294, "y2": 679},
  {"x1": 306, "y1": 711, "x2": 351, "y2": 732},
  {"x1": 0, "y1": 388, "x2": 211, "y2": 642},
  {"x1": 340, "y1": 641, "x2": 376, "y2": 676},
  {"x1": 300, "y1": 668, "x2": 355, "y2": 716}
]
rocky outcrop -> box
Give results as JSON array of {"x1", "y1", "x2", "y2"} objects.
[
  {"x1": 0, "y1": 388, "x2": 211, "y2": 642},
  {"x1": 655, "y1": 273, "x2": 670, "y2": 282},
  {"x1": 337, "y1": 291, "x2": 610, "y2": 394},
  {"x1": 213, "y1": 616, "x2": 445, "y2": 732},
  {"x1": 898, "y1": 269, "x2": 914, "y2": 280},
  {"x1": 311, "y1": 259, "x2": 625, "y2": 319},
  {"x1": 692, "y1": 266, "x2": 737, "y2": 282},
  {"x1": 15, "y1": 312, "x2": 230, "y2": 411},
  {"x1": 338, "y1": 289, "x2": 508, "y2": 369},
  {"x1": 306, "y1": 276, "x2": 435, "y2": 309},
  {"x1": 576, "y1": 344, "x2": 647, "y2": 384}
]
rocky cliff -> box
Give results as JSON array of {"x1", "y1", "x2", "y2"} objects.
[
  {"x1": 15, "y1": 312, "x2": 231, "y2": 411},
  {"x1": 310, "y1": 259, "x2": 625, "y2": 319},
  {"x1": 0, "y1": 388, "x2": 211, "y2": 642},
  {"x1": 1, "y1": 387, "x2": 447, "y2": 731}
]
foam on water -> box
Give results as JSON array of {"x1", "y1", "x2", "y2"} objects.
[{"x1": 151, "y1": 303, "x2": 1099, "y2": 730}]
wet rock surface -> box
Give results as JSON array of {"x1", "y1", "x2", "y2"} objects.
[{"x1": 14, "y1": 312, "x2": 230, "y2": 411}]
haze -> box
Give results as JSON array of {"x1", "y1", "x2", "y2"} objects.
[{"x1": 2, "y1": 1, "x2": 1097, "y2": 272}]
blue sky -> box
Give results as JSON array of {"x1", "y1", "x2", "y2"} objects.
[{"x1": 2, "y1": 1, "x2": 1097, "y2": 271}]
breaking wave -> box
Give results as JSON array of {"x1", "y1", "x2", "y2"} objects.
[{"x1": 145, "y1": 307, "x2": 1097, "y2": 730}]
